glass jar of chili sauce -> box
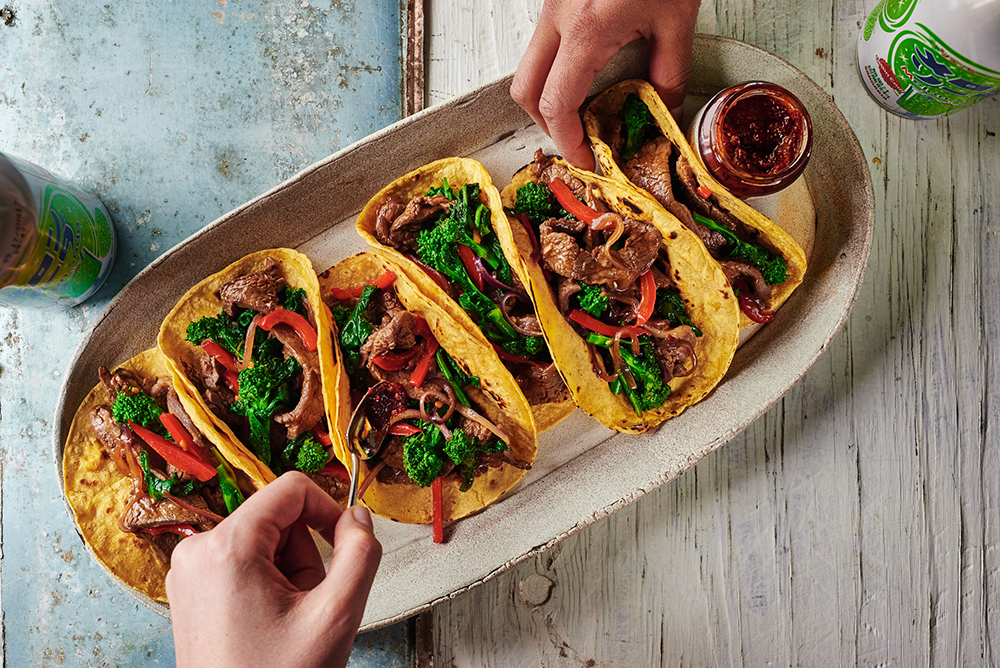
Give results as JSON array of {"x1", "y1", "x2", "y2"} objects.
[{"x1": 687, "y1": 82, "x2": 812, "y2": 198}]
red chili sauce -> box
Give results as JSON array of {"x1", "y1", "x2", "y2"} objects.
[{"x1": 721, "y1": 93, "x2": 804, "y2": 176}]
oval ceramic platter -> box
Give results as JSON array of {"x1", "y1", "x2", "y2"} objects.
[{"x1": 54, "y1": 35, "x2": 874, "y2": 629}]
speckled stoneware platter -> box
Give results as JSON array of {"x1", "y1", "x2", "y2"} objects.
[{"x1": 54, "y1": 35, "x2": 874, "y2": 629}]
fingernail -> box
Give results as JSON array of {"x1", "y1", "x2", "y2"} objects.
[{"x1": 351, "y1": 505, "x2": 373, "y2": 530}]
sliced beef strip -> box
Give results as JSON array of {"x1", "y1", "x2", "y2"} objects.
[
  {"x1": 141, "y1": 531, "x2": 180, "y2": 562},
  {"x1": 359, "y1": 310, "x2": 416, "y2": 366},
  {"x1": 517, "y1": 363, "x2": 569, "y2": 405},
  {"x1": 99, "y1": 367, "x2": 147, "y2": 403},
  {"x1": 305, "y1": 472, "x2": 349, "y2": 503},
  {"x1": 371, "y1": 286, "x2": 405, "y2": 322},
  {"x1": 89, "y1": 405, "x2": 132, "y2": 456},
  {"x1": 557, "y1": 276, "x2": 582, "y2": 313},
  {"x1": 374, "y1": 195, "x2": 405, "y2": 247},
  {"x1": 623, "y1": 138, "x2": 728, "y2": 253},
  {"x1": 652, "y1": 325, "x2": 698, "y2": 382},
  {"x1": 539, "y1": 215, "x2": 660, "y2": 290},
  {"x1": 218, "y1": 257, "x2": 286, "y2": 316},
  {"x1": 165, "y1": 388, "x2": 206, "y2": 449},
  {"x1": 270, "y1": 324, "x2": 324, "y2": 441},
  {"x1": 532, "y1": 149, "x2": 587, "y2": 200},
  {"x1": 200, "y1": 484, "x2": 228, "y2": 517},
  {"x1": 720, "y1": 260, "x2": 771, "y2": 300},
  {"x1": 120, "y1": 493, "x2": 213, "y2": 532},
  {"x1": 674, "y1": 155, "x2": 743, "y2": 236},
  {"x1": 376, "y1": 465, "x2": 411, "y2": 485},
  {"x1": 458, "y1": 415, "x2": 494, "y2": 445},
  {"x1": 382, "y1": 194, "x2": 452, "y2": 253}
]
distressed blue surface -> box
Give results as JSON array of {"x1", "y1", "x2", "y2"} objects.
[{"x1": 0, "y1": 1, "x2": 410, "y2": 665}]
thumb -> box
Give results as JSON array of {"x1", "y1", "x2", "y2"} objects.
[{"x1": 308, "y1": 505, "x2": 383, "y2": 626}]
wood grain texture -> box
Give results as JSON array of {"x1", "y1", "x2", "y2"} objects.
[{"x1": 425, "y1": 0, "x2": 1000, "y2": 665}]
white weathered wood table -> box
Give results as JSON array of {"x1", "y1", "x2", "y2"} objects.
[{"x1": 422, "y1": 0, "x2": 999, "y2": 665}]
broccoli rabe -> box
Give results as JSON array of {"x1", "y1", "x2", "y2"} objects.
[
  {"x1": 499, "y1": 335, "x2": 546, "y2": 358},
  {"x1": 402, "y1": 424, "x2": 445, "y2": 488},
  {"x1": 693, "y1": 212, "x2": 788, "y2": 285},
  {"x1": 280, "y1": 432, "x2": 328, "y2": 474},
  {"x1": 619, "y1": 94, "x2": 659, "y2": 162},
  {"x1": 111, "y1": 390, "x2": 163, "y2": 429},
  {"x1": 436, "y1": 349, "x2": 479, "y2": 407},
  {"x1": 185, "y1": 311, "x2": 247, "y2": 358},
  {"x1": 231, "y1": 355, "x2": 301, "y2": 467},
  {"x1": 509, "y1": 181, "x2": 570, "y2": 226},
  {"x1": 281, "y1": 287, "x2": 308, "y2": 316},
  {"x1": 656, "y1": 290, "x2": 703, "y2": 337},
  {"x1": 577, "y1": 283, "x2": 609, "y2": 318},
  {"x1": 587, "y1": 333, "x2": 671, "y2": 414},
  {"x1": 339, "y1": 285, "x2": 376, "y2": 350},
  {"x1": 214, "y1": 455, "x2": 245, "y2": 515},
  {"x1": 139, "y1": 451, "x2": 200, "y2": 501}
]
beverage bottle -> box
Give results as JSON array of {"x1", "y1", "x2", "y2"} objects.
[
  {"x1": 857, "y1": 0, "x2": 1000, "y2": 118},
  {"x1": 0, "y1": 152, "x2": 116, "y2": 309}
]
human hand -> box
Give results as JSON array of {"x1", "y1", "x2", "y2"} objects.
[
  {"x1": 511, "y1": 0, "x2": 701, "y2": 170},
  {"x1": 167, "y1": 471, "x2": 383, "y2": 668}
]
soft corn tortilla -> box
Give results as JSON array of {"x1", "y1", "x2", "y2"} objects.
[
  {"x1": 355, "y1": 157, "x2": 575, "y2": 431},
  {"x1": 584, "y1": 79, "x2": 808, "y2": 330},
  {"x1": 62, "y1": 348, "x2": 255, "y2": 603},
  {"x1": 499, "y1": 159, "x2": 740, "y2": 433},
  {"x1": 318, "y1": 252, "x2": 538, "y2": 524},
  {"x1": 157, "y1": 248, "x2": 339, "y2": 489}
]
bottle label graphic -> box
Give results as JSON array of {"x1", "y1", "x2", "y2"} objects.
[
  {"x1": 0, "y1": 153, "x2": 117, "y2": 309},
  {"x1": 858, "y1": 0, "x2": 1000, "y2": 118}
]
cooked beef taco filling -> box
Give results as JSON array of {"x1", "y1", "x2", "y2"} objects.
[
  {"x1": 87, "y1": 366, "x2": 249, "y2": 561},
  {"x1": 371, "y1": 179, "x2": 568, "y2": 408},
  {"x1": 326, "y1": 272, "x2": 530, "y2": 500},
  {"x1": 606, "y1": 94, "x2": 789, "y2": 323},
  {"x1": 508, "y1": 151, "x2": 702, "y2": 416},
  {"x1": 183, "y1": 258, "x2": 348, "y2": 498}
]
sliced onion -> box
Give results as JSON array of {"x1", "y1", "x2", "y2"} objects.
[
  {"x1": 435, "y1": 422, "x2": 452, "y2": 440},
  {"x1": 387, "y1": 408, "x2": 424, "y2": 426},
  {"x1": 238, "y1": 313, "x2": 262, "y2": 371},
  {"x1": 357, "y1": 460, "x2": 387, "y2": 501},
  {"x1": 590, "y1": 212, "x2": 621, "y2": 231},
  {"x1": 641, "y1": 319, "x2": 676, "y2": 339},
  {"x1": 409, "y1": 255, "x2": 455, "y2": 298},
  {"x1": 476, "y1": 256, "x2": 515, "y2": 293},
  {"x1": 500, "y1": 293, "x2": 543, "y2": 336},
  {"x1": 610, "y1": 294, "x2": 639, "y2": 324},
  {"x1": 610, "y1": 331, "x2": 637, "y2": 390},
  {"x1": 454, "y1": 404, "x2": 510, "y2": 445},
  {"x1": 419, "y1": 388, "x2": 455, "y2": 424},
  {"x1": 163, "y1": 491, "x2": 226, "y2": 525},
  {"x1": 673, "y1": 341, "x2": 698, "y2": 378},
  {"x1": 588, "y1": 342, "x2": 619, "y2": 382}
]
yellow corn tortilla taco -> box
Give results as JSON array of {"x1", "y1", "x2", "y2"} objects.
[
  {"x1": 584, "y1": 79, "x2": 807, "y2": 329},
  {"x1": 499, "y1": 152, "x2": 740, "y2": 433},
  {"x1": 319, "y1": 252, "x2": 537, "y2": 525},
  {"x1": 355, "y1": 157, "x2": 575, "y2": 432},
  {"x1": 63, "y1": 348, "x2": 259, "y2": 603},
  {"x1": 158, "y1": 248, "x2": 349, "y2": 503}
]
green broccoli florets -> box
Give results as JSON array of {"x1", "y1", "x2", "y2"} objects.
[
  {"x1": 577, "y1": 283, "x2": 609, "y2": 318},
  {"x1": 587, "y1": 333, "x2": 671, "y2": 415},
  {"x1": 656, "y1": 290, "x2": 702, "y2": 336},
  {"x1": 111, "y1": 390, "x2": 163, "y2": 429},
  {"x1": 509, "y1": 181, "x2": 571, "y2": 227},
  {"x1": 231, "y1": 355, "x2": 301, "y2": 468},
  {"x1": 443, "y1": 428, "x2": 476, "y2": 467},
  {"x1": 693, "y1": 212, "x2": 788, "y2": 285},
  {"x1": 185, "y1": 311, "x2": 247, "y2": 358},
  {"x1": 402, "y1": 425, "x2": 445, "y2": 488},
  {"x1": 619, "y1": 94, "x2": 659, "y2": 162},
  {"x1": 139, "y1": 451, "x2": 200, "y2": 501},
  {"x1": 499, "y1": 335, "x2": 546, "y2": 358},
  {"x1": 288, "y1": 433, "x2": 328, "y2": 473}
]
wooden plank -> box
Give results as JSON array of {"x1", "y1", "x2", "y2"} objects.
[{"x1": 424, "y1": 0, "x2": 1000, "y2": 665}]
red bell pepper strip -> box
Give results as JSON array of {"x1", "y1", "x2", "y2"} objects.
[
  {"x1": 159, "y1": 413, "x2": 196, "y2": 452},
  {"x1": 490, "y1": 342, "x2": 550, "y2": 369},
  {"x1": 201, "y1": 340, "x2": 237, "y2": 371},
  {"x1": 372, "y1": 345, "x2": 423, "y2": 371},
  {"x1": 457, "y1": 244, "x2": 484, "y2": 291},
  {"x1": 317, "y1": 460, "x2": 351, "y2": 482},
  {"x1": 388, "y1": 422, "x2": 423, "y2": 436},
  {"x1": 129, "y1": 422, "x2": 218, "y2": 483},
  {"x1": 547, "y1": 178, "x2": 597, "y2": 223},
  {"x1": 331, "y1": 270, "x2": 397, "y2": 301},
  {"x1": 567, "y1": 309, "x2": 644, "y2": 339},
  {"x1": 312, "y1": 425, "x2": 333, "y2": 446},
  {"x1": 144, "y1": 524, "x2": 199, "y2": 538},
  {"x1": 635, "y1": 269, "x2": 656, "y2": 326},
  {"x1": 222, "y1": 369, "x2": 240, "y2": 394},
  {"x1": 431, "y1": 477, "x2": 444, "y2": 543},
  {"x1": 409, "y1": 318, "x2": 439, "y2": 387},
  {"x1": 258, "y1": 307, "x2": 318, "y2": 352},
  {"x1": 697, "y1": 185, "x2": 713, "y2": 199}
]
